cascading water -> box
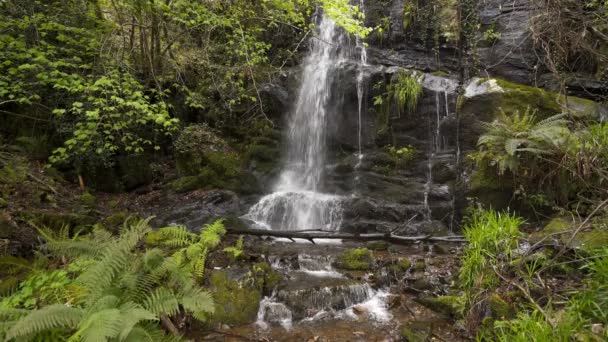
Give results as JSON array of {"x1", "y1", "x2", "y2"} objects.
[
  {"x1": 245, "y1": 11, "x2": 348, "y2": 231},
  {"x1": 355, "y1": 0, "x2": 368, "y2": 165}
]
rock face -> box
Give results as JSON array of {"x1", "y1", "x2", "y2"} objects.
[{"x1": 239, "y1": 0, "x2": 607, "y2": 234}]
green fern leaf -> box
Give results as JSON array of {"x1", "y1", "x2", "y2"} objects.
[
  {"x1": 143, "y1": 287, "x2": 179, "y2": 317},
  {"x1": 5, "y1": 304, "x2": 82, "y2": 340}
]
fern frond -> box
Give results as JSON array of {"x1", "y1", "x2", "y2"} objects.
[
  {"x1": 117, "y1": 302, "x2": 158, "y2": 340},
  {"x1": 153, "y1": 226, "x2": 194, "y2": 248},
  {"x1": 179, "y1": 287, "x2": 214, "y2": 321},
  {"x1": 69, "y1": 308, "x2": 123, "y2": 342},
  {"x1": 143, "y1": 287, "x2": 179, "y2": 317},
  {"x1": 199, "y1": 219, "x2": 225, "y2": 248},
  {"x1": 5, "y1": 304, "x2": 81, "y2": 340},
  {"x1": 0, "y1": 255, "x2": 34, "y2": 274},
  {"x1": 123, "y1": 323, "x2": 184, "y2": 342}
]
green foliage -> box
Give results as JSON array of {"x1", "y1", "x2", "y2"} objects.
[
  {"x1": 389, "y1": 70, "x2": 423, "y2": 115},
  {"x1": 149, "y1": 220, "x2": 226, "y2": 280},
  {"x1": 1, "y1": 270, "x2": 71, "y2": 309},
  {"x1": 459, "y1": 209, "x2": 523, "y2": 296},
  {"x1": 474, "y1": 109, "x2": 569, "y2": 175},
  {"x1": 338, "y1": 248, "x2": 374, "y2": 270},
  {"x1": 483, "y1": 27, "x2": 501, "y2": 44},
  {"x1": 49, "y1": 70, "x2": 178, "y2": 166},
  {"x1": 387, "y1": 145, "x2": 416, "y2": 168},
  {"x1": 0, "y1": 218, "x2": 215, "y2": 341},
  {"x1": 223, "y1": 236, "x2": 244, "y2": 261},
  {"x1": 320, "y1": 0, "x2": 372, "y2": 38},
  {"x1": 491, "y1": 249, "x2": 608, "y2": 341},
  {"x1": 472, "y1": 107, "x2": 608, "y2": 209}
]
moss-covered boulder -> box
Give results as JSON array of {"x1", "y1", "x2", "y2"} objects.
[
  {"x1": 534, "y1": 216, "x2": 608, "y2": 251},
  {"x1": 252, "y1": 262, "x2": 283, "y2": 294},
  {"x1": 336, "y1": 248, "x2": 375, "y2": 271},
  {"x1": 417, "y1": 295, "x2": 464, "y2": 318},
  {"x1": 459, "y1": 77, "x2": 606, "y2": 149},
  {"x1": 208, "y1": 270, "x2": 262, "y2": 325}
]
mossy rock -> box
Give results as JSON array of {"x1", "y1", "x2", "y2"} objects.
[
  {"x1": 337, "y1": 248, "x2": 374, "y2": 271},
  {"x1": 461, "y1": 78, "x2": 602, "y2": 121},
  {"x1": 365, "y1": 240, "x2": 389, "y2": 251},
  {"x1": 536, "y1": 217, "x2": 608, "y2": 251},
  {"x1": 417, "y1": 295, "x2": 464, "y2": 318},
  {"x1": 252, "y1": 262, "x2": 283, "y2": 294},
  {"x1": 174, "y1": 124, "x2": 233, "y2": 176},
  {"x1": 209, "y1": 270, "x2": 262, "y2": 325},
  {"x1": 459, "y1": 77, "x2": 605, "y2": 150},
  {"x1": 413, "y1": 259, "x2": 426, "y2": 272}
]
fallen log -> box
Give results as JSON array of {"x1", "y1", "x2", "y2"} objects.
[{"x1": 225, "y1": 227, "x2": 466, "y2": 244}]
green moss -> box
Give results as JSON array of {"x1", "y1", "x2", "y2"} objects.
[
  {"x1": 103, "y1": 211, "x2": 132, "y2": 229},
  {"x1": 430, "y1": 70, "x2": 450, "y2": 76},
  {"x1": 337, "y1": 248, "x2": 374, "y2": 270},
  {"x1": 462, "y1": 78, "x2": 603, "y2": 128},
  {"x1": 413, "y1": 259, "x2": 426, "y2": 272},
  {"x1": 252, "y1": 262, "x2": 283, "y2": 293},
  {"x1": 169, "y1": 176, "x2": 202, "y2": 193},
  {"x1": 79, "y1": 192, "x2": 96, "y2": 207},
  {"x1": 365, "y1": 241, "x2": 389, "y2": 251},
  {"x1": 209, "y1": 270, "x2": 261, "y2": 325},
  {"x1": 0, "y1": 197, "x2": 7, "y2": 208},
  {"x1": 488, "y1": 293, "x2": 514, "y2": 319},
  {"x1": 389, "y1": 258, "x2": 412, "y2": 277},
  {"x1": 538, "y1": 217, "x2": 608, "y2": 251},
  {"x1": 417, "y1": 295, "x2": 464, "y2": 318},
  {"x1": 397, "y1": 258, "x2": 412, "y2": 271}
]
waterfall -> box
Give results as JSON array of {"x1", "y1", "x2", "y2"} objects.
[
  {"x1": 245, "y1": 11, "x2": 348, "y2": 231},
  {"x1": 355, "y1": 0, "x2": 368, "y2": 164}
]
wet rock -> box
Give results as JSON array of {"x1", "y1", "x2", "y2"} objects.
[
  {"x1": 400, "y1": 321, "x2": 433, "y2": 342},
  {"x1": 477, "y1": 0, "x2": 540, "y2": 85},
  {"x1": 149, "y1": 189, "x2": 240, "y2": 231}
]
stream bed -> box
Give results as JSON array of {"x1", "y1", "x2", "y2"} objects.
[{"x1": 201, "y1": 239, "x2": 467, "y2": 341}]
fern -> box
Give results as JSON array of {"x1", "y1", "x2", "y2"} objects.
[
  {"x1": 389, "y1": 70, "x2": 423, "y2": 115},
  {"x1": 199, "y1": 219, "x2": 226, "y2": 248},
  {"x1": 4, "y1": 217, "x2": 217, "y2": 341},
  {"x1": 143, "y1": 287, "x2": 180, "y2": 317},
  {"x1": 5, "y1": 304, "x2": 82, "y2": 340}
]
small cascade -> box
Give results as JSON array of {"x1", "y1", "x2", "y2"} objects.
[
  {"x1": 256, "y1": 296, "x2": 293, "y2": 330},
  {"x1": 277, "y1": 283, "x2": 375, "y2": 319},
  {"x1": 297, "y1": 254, "x2": 344, "y2": 278}
]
